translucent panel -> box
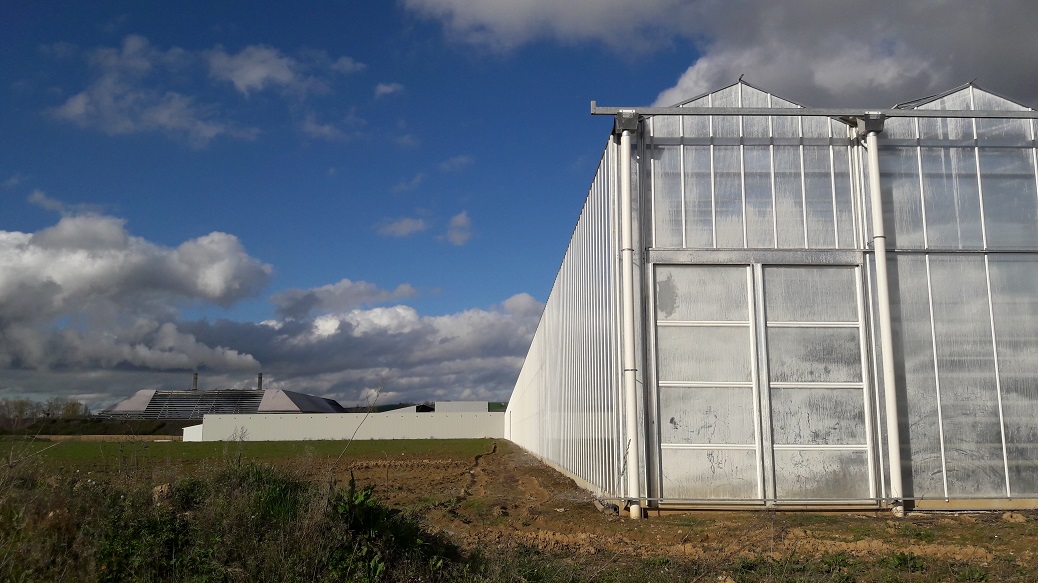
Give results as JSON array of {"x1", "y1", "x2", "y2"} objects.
[
  {"x1": 919, "y1": 116, "x2": 972, "y2": 140},
  {"x1": 979, "y1": 148, "x2": 1038, "y2": 249},
  {"x1": 989, "y1": 255, "x2": 1038, "y2": 495},
  {"x1": 657, "y1": 326, "x2": 752, "y2": 383},
  {"x1": 918, "y1": 90, "x2": 972, "y2": 139},
  {"x1": 884, "y1": 117, "x2": 917, "y2": 140},
  {"x1": 973, "y1": 89, "x2": 1031, "y2": 145},
  {"x1": 683, "y1": 146, "x2": 713, "y2": 247},
  {"x1": 920, "y1": 147, "x2": 984, "y2": 249},
  {"x1": 879, "y1": 147, "x2": 925, "y2": 248},
  {"x1": 655, "y1": 265, "x2": 748, "y2": 322},
  {"x1": 804, "y1": 146, "x2": 837, "y2": 248},
  {"x1": 767, "y1": 327, "x2": 862, "y2": 383},
  {"x1": 659, "y1": 387, "x2": 755, "y2": 445},
  {"x1": 832, "y1": 144, "x2": 857, "y2": 248},
  {"x1": 714, "y1": 146, "x2": 744, "y2": 247},
  {"x1": 764, "y1": 266, "x2": 857, "y2": 322},
  {"x1": 771, "y1": 388, "x2": 866, "y2": 445},
  {"x1": 774, "y1": 450, "x2": 870, "y2": 499},
  {"x1": 802, "y1": 116, "x2": 829, "y2": 139},
  {"x1": 683, "y1": 111, "x2": 710, "y2": 138},
  {"x1": 741, "y1": 85, "x2": 770, "y2": 137},
  {"x1": 711, "y1": 86, "x2": 741, "y2": 138},
  {"x1": 744, "y1": 146, "x2": 775, "y2": 247},
  {"x1": 773, "y1": 146, "x2": 805, "y2": 248},
  {"x1": 680, "y1": 95, "x2": 710, "y2": 107},
  {"x1": 661, "y1": 448, "x2": 758, "y2": 499},
  {"x1": 929, "y1": 256, "x2": 1006, "y2": 497},
  {"x1": 652, "y1": 145, "x2": 683, "y2": 247},
  {"x1": 652, "y1": 115, "x2": 680, "y2": 137},
  {"x1": 888, "y1": 255, "x2": 943, "y2": 498},
  {"x1": 772, "y1": 114, "x2": 800, "y2": 138}
]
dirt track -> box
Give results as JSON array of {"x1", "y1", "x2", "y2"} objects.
[{"x1": 284, "y1": 440, "x2": 1038, "y2": 571}]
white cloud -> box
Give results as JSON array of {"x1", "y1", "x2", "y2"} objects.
[
  {"x1": 207, "y1": 45, "x2": 301, "y2": 95},
  {"x1": 445, "y1": 211, "x2": 472, "y2": 245},
  {"x1": 271, "y1": 278, "x2": 419, "y2": 320},
  {"x1": 377, "y1": 217, "x2": 429, "y2": 238},
  {"x1": 48, "y1": 35, "x2": 247, "y2": 147},
  {"x1": 406, "y1": 1, "x2": 1038, "y2": 107},
  {"x1": 374, "y1": 82, "x2": 404, "y2": 98},
  {"x1": 0, "y1": 208, "x2": 271, "y2": 374},
  {"x1": 438, "y1": 154, "x2": 473, "y2": 172}
]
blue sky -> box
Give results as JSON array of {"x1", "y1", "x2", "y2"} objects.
[{"x1": 3, "y1": 1, "x2": 1038, "y2": 409}]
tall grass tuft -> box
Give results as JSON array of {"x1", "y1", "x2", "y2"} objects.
[{"x1": 0, "y1": 452, "x2": 458, "y2": 582}]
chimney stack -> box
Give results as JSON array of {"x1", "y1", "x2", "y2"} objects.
[
  {"x1": 257, "y1": 372, "x2": 263, "y2": 391},
  {"x1": 192, "y1": 372, "x2": 199, "y2": 390}
]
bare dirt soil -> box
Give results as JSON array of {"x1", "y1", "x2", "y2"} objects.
[{"x1": 282, "y1": 440, "x2": 1038, "y2": 578}]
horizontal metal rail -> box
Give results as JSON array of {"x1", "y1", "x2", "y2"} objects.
[{"x1": 591, "y1": 102, "x2": 1038, "y2": 120}]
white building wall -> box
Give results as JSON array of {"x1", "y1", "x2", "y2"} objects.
[{"x1": 184, "y1": 412, "x2": 503, "y2": 441}]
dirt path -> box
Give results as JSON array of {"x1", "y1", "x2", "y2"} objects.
[{"x1": 315, "y1": 440, "x2": 1037, "y2": 573}]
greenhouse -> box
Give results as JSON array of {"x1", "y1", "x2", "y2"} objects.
[{"x1": 504, "y1": 81, "x2": 1038, "y2": 515}]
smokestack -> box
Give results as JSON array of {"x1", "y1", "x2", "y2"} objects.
[
  {"x1": 192, "y1": 372, "x2": 198, "y2": 390},
  {"x1": 257, "y1": 372, "x2": 263, "y2": 391}
]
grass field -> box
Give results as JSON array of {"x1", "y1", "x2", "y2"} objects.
[{"x1": 4, "y1": 436, "x2": 1037, "y2": 582}]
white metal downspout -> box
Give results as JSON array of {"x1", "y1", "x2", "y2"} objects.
[
  {"x1": 861, "y1": 114, "x2": 904, "y2": 513},
  {"x1": 619, "y1": 119, "x2": 642, "y2": 519}
]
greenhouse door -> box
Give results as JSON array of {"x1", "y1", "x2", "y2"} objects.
[{"x1": 653, "y1": 263, "x2": 875, "y2": 504}]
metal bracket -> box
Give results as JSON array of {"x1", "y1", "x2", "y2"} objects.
[
  {"x1": 614, "y1": 110, "x2": 640, "y2": 134},
  {"x1": 854, "y1": 112, "x2": 886, "y2": 136}
]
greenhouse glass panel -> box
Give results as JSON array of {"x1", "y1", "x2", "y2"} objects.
[
  {"x1": 929, "y1": 256, "x2": 1006, "y2": 497},
  {"x1": 774, "y1": 146, "x2": 806, "y2": 248},
  {"x1": 714, "y1": 145, "x2": 744, "y2": 247},
  {"x1": 920, "y1": 147, "x2": 984, "y2": 249},
  {"x1": 655, "y1": 265, "x2": 748, "y2": 322},
  {"x1": 659, "y1": 386, "x2": 756, "y2": 445},
  {"x1": 652, "y1": 144, "x2": 683, "y2": 248},
  {"x1": 766, "y1": 327, "x2": 862, "y2": 384},
  {"x1": 879, "y1": 147, "x2": 925, "y2": 248},
  {"x1": 804, "y1": 146, "x2": 837, "y2": 248},
  {"x1": 989, "y1": 255, "x2": 1038, "y2": 496},
  {"x1": 741, "y1": 84, "x2": 770, "y2": 137},
  {"x1": 770, "y1": 388, "x2": 867, "y2": 446},
  {"x1": 774, "y1": 450, "x2": 870, "y2": 499},
  {"x1": 764, "y1": 266, "x2": 857, "y2": 322},
  {"x1": 832, "y1": 144, "x2": 857, "y2": 249},
  {"x1": 978, "y1": 148, "x2": 1038, "y2": 249},
  {"x1": 683, "y1": 145, "x2": 714, "y2": 248},
  {"x1": 661, "y1": 448, "x2": 758, "y2": 499},
  {"x1": 657, "y1": 326, "x2": 753, "y2": 383},
  {"x1": 744, "y1": 146, "x2": 775, "y2": 248},
  {"x1": 889, "y1": 256, "x2": 944, "y2": 498}
]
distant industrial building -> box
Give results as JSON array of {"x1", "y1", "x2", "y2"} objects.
[{"x1": 100, "y1": 373, "x2": 345, "y2": 420}]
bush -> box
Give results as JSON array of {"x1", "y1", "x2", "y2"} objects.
[{"x1": 0, "y1": 459, "x2": 459, "y2": 582}]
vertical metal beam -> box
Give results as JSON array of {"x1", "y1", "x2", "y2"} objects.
[
  {"x1": 617, "y1": 112, "x2": 643, "y2": 519},
  {"x1": 860, "y1": 113, "x2": 905, "y2": 511}
]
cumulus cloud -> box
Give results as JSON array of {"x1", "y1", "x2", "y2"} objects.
[
  {"x1": 406, "y1": 1, "x2": 1038, "y2": 107},
  {"x1": 331, "y1": 56, "x2": 366, "y2": 74},
  {"x1": 377, "y1": 217, "x2": 429, "y2": 238},
  {"x1": 445, "y1": 211, "x2": 472, "y2": 245},
  {"x1": 374, "y1": 82, "x2": 404, "y2": 98},
  {"x1": 179, "y1": 292, "x2": 544, "y2": 405},
  {"x1": 270, "y1": 278, "x2": 419, "y2": 320},
  {"x1": 300, "y1": 113, "x2": 345, "y2": 140},
  {"x1": 0, "y1": 206, "x2": 271, "y2": 375}
]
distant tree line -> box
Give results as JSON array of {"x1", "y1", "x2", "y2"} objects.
[{"x1": 0, "y1": 397, "x2": 91, "y2": 431}]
